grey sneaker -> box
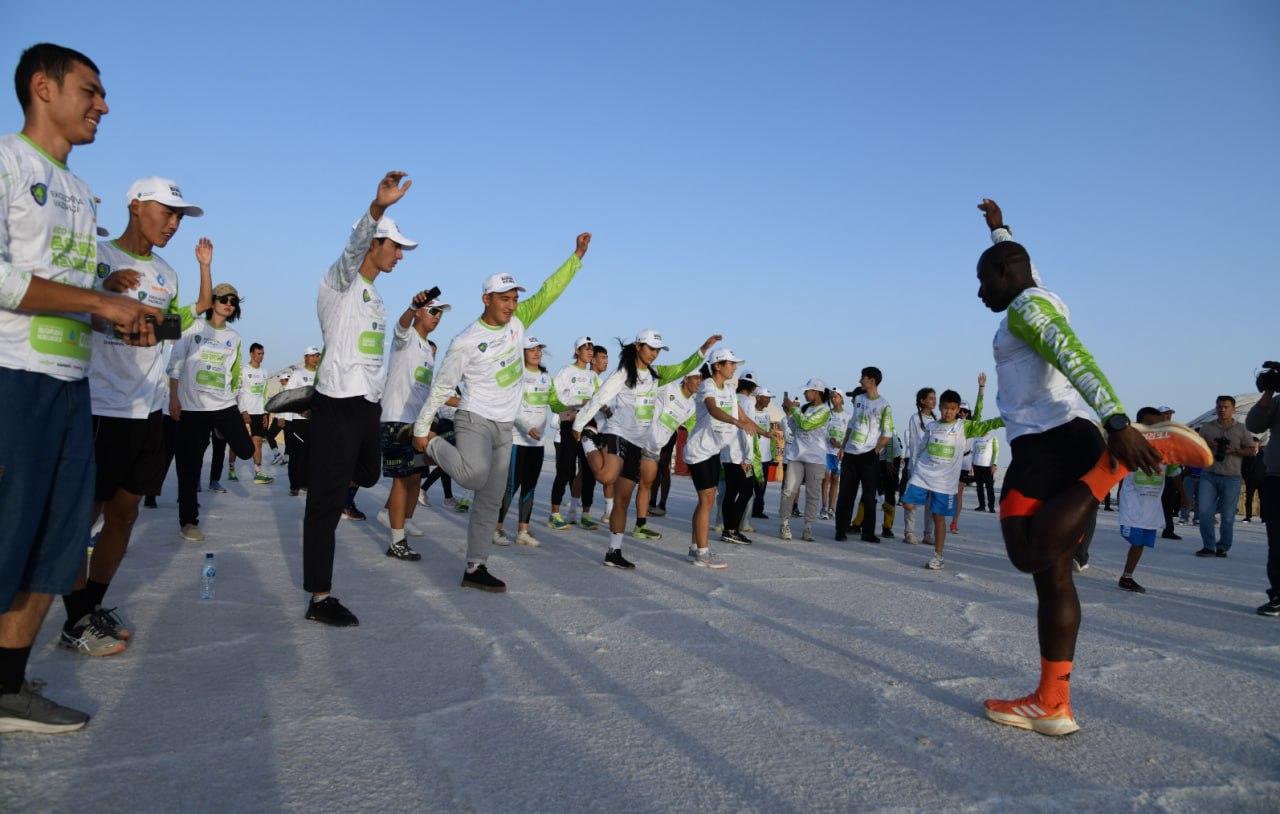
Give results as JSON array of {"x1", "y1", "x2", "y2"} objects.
[
  {"x1": 180, "y1": 524, "x2": 204, "y2": 542},
  {"x1": 801, "y1": 523, "x2": 815, "y2": 542},
  {"x1": 0, "y1": 682, "x2": 90, "y2": 734},
  {"x1": 59, "y1": 614, "x2": 127, "y2": 657},
  {"x1": 926, "y1": 555, "x2": 944, "y2": 570},
  {"x1": 692, "y1": 548, "x2": 728, "y2": 570},
  {"x1": 779, "y1": 521, "x2": 793, "y2": 541},
  {"x1": 208, "y1": 480, "x2": 227, "y2": 494},
  {"x1": 492, "y1": 529, "x2": 511, "y2": 546}
]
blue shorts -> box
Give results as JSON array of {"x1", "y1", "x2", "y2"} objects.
[
  {"x1": 825, "y1": 453, "x2": 841, "y2": 473},
  {"x1": 902, "y1": 483, "x2": 956, "y2": 518},
  {"x1": 1120, "y1": 525, "x2": 1158, "y2": 548},
  {"x1": 0, "y1": 368, "x2": 95, "y2": 612}
]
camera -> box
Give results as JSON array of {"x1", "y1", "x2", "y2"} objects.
[
  {"x1": 1258, "y1": 361, "x2": 1280, "y2": 393},
  {"x1": 1214, "y1": 436, "x2": 1230, "y2": 463}
]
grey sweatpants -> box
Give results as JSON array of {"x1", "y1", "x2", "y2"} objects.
[
  {"x1": 780, "y1": 461, "x2": 824, "y2": 523},
  {"x1": 427, "y1": 410, "x2": 514, "y2": 564}
]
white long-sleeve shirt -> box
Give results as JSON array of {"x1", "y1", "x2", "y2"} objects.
[{"x1": 314, "y1": 212, "x2": 386, "y2": 402}]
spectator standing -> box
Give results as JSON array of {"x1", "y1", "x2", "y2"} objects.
[
  {"x1": 1246, "y1": 381, "x2": 1279, "y2": 616},
  {"x1": 1195, "y1": 396, "x2": 1257, "y2": 557}
]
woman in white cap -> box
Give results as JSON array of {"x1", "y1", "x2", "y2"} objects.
[
  {"x1": 572, "y1": 331, "x2": 717, "y2": 568},
  {"x1": 495, "y1": 336, "x2": 555, "y2": 547},
  {"x1": 376, "y1": 291, "x2": 450, "y2": 561},
  {"x1": 901, "y1": 387, "x2": 938, "y2": 546},
  {"x1": 547, "y1": 336, "x2": 601, "y2": 529},
  {"x1": 779, "y1": 380, "x2": 833, "y2": 541},
  {"x1": 682, "y1": 348, "x2": 759, "y2": 568}
]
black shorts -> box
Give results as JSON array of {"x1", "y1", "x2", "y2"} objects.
[
  {"x1": 598, "y1": 433, "x2": 644, "y2": 482},
  {"x1": 93, "y1": 411, "x2": 167, "y2": 501},
  {"x1": 248, "y1": 413, "x2": 271, "y2": 438},
  {"x1": 381, "y1": 422, "x2": 427, "y2": 478},
  {"x1": 1000, "y1": 417, "x2": 1105, "y2": 518},
  {"x1": 687, "y1": 456, "x2": 722, "y2": 491}
]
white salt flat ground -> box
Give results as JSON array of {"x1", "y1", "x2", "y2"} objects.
[{"x1": 1, "y1": 457, "x2": 1277, "y2": 813}]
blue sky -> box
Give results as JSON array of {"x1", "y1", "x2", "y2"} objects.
[{"x1": 5, "y1": 1, "x2": 1276, "y2": 424}]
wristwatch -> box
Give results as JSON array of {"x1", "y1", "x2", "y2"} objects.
[{"x1": 1103, "y1": 413, "x2": 1131, "y2": 434}]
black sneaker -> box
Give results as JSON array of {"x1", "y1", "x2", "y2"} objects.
[
  {"x1": 720, "y1": 531, "x2": 752, "y2": 546},
  {"x1": 1215, "y1": 549, "x2": 1228, "y2": 558},
  {"x1": 1118, "y1": 576, "x2": 1146, "y2": 593},
  {"x1": 385, "y1": 539, "x2": 422, "y2": 561},
  {"x1": 1161, "y1": 530, "x2": 1181, "y2": 540},
  {"x1": 305, "y1": 596, "x2": 359, "y2": 627},
  {"x1": 791, "y1": 506, "x2": 802, "y2": 518},
  {"x1": 649, "y1": 506, "x2": 667, "y2": 517},
  {"x1": 0, "y1": 681, "x2": 89, "y2": 734},
  {"x1": 342, "y1": 505, "x2": 367, "y2": 521},
  {"x1": 834, "y1": 532, "x2": 848, "y2": 542},
  {"x1": 462, "y1": 564, "x2": 507, "y2": 592},
  {"x1": 604, "y1": 549, "x2": 636, "y2": 569},
  {"x1": 1195, "y1": 548, "x2": 1216, "y2": 558},
  {"x1": 987, "y1": 507, "x2": 998, "y2": 513},
  {"x1": 880, "y1": 528, "x2": 895, "y2": 539},
  {"x1": 1256, "y1": 598, "x2": 1280, "y2": 617},
  {"x1": 861, "y1": 532, "x2": 881, "y2": 544},
  {"x1": 143, "y1": 495, "x2": 157, "y2": 508},
  {"x1": 731, "y1": 530, "x2": 753, "y2": 545}
]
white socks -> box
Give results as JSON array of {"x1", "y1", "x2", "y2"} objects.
[
  {"x1": 604, "y1": 497, "x2": 614, "y2": 517},
  {"x1": 609, "y1": 532, "x2": 623, "y2": 551},
  {"x1": 391, "y1": 528, "x2": 406, "y2": 544}
]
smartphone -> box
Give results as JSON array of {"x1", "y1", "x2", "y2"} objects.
[{"x1": 151, "y1": 313, "x2": 182, "y2": 341}]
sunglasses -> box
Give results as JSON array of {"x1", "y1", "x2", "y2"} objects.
[
  {"x1": 426, "y1": 306, "x2": 444, "y2": 317},
  {"x1": 214, "y1": 294, "x2": 239, "y2": 306}
]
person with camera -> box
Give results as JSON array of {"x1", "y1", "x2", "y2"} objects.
[
  {"x1": 1246, "y1": 363, "x2": 1280, "y2": 616},
  {"x1": 1194, "y1": 395, "x2": 1257, "y2": 557}
]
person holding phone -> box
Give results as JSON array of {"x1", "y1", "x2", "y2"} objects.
[{"x1": 58, "y1": 177, "x2": 210, "y2": 656}]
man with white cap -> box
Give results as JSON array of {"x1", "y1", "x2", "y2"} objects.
[
  {"x1": 413, "y1": 232, "x2": 592, "y2": 592},
  {"x1": 548, "y1": 335, "x2": 602, "y2": 529},
  {"x1": 59, "y1": 176, "x2": 211, "y2": 656},
  {"x1": 283, "y1": 347, "x2": 321, "y2": 495},
  {"x1": 749, "y1": 387, "x2": 780, "y2": 521},
  {"x1": 302, "y1": 172, "x2": 416, "y2": 627}
]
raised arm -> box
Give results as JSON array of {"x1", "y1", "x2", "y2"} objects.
[
  {"x1": 514, "y1": 233, "x2": 590, "y2": 328},
  {"x1": 654, "y1": 334, "x2": 719, "y2": 385},
  {"x1": 573, "y1": 368, "x2": 626, "y2": 433},
  {"x1": 325, "y1": 172, "x2": 411, "y2": 292}
]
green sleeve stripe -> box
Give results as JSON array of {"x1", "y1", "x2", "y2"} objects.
[
  {"x1": 791, "y1": 405, "x2": 830, "y2": 431},
  {"x1": 548, "y1": 386, "x2": 569, "y2": 415},
  {"x1": 881, "y1": 404, "x2": 894, "y2": 434},
  {"x1": 230, "y1": 344, "x2": 242, "y2": 394},
  {"x1": 172, "y1": 302, "x2": 198, "y2": 331},
  {"x1": 514, "y1": 254, "x2": 582, "y2": 328},
  {"x1": 965, "y1": 416, "x2": 1005, "y2": 438},
  {"x1": 1006, "y1": 294, "x2": 1125, "y2": 421},
  {"x1": 654, "y1": 349, "x2": 703, "y2": 385}
]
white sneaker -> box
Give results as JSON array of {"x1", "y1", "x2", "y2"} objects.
[
  {"x1": 802, "y1": 523, "x2": 815, "y2": 542},
  {"x1": 404, "y1": 518, "x2": 425, "y2": 537},
  {"x1": 692, "y1": 549, "x2": 728, "y2": 570},
  {"x1": 780, "y1": 521, "x2": 793, "y2": 541},
  {"x1": 180, "y1": 524, "x2": 204, "y2": 542},
  {"x1": 926, "y1": 555, "x2": 944, "y2": 570},
  {"x1": 516, "y1": 530, "x2": 541, "y2": 547},
  {"x1": 417, "y1": 490, "x2": 431, "y2": 508},
  {"x1": 903, "y1": 532, "x2": 919, "y2": 545},
  {"x1": 1073, "y1": 560, "x2": 1089, "y2": 573},
  {"x1": 442, "y1": 497, "x2": 459, "y2": 510},
  {"x1": 492, "y1": 529, "x2": 511, "y2": 546},
  {"x1": 377, "y1": 508, "x2": 392, "y2": 527}
]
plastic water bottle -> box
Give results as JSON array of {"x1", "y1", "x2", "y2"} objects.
[{"x1": 200, "y1": 553, "x2": 216, "y2": 600}]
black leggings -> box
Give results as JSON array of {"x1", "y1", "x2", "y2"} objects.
[
  {"x1": 420, "y1": 418, "x2": 455, "y2": 500},
  {"x1": 835, "y1": 450, "x2": 879, "y2": 536},
  {"x1": 550, "y1": 421, "x2": 595, "y2": 511},
  {"x1": 499, "y1": 444, "x2": 545, "y2": 526},
  {"x1": 722, "y1": 464, "x2": 756, "y2": 532},
  {"x1": 973, "y1": 465, "x2": 996, "y2": 509},
  {"x1": 285, "y1": 419, "x2": 309, "y2": 491},
  {"x1": 177, "y1": 406, "x2": 254, "y2": 527},
  {"x1": 151, "y1": 414, "x2": 179, "y2": 498},
  {"x1": 651, "y1": 434, "x2": 677, "y2": 508},
  {"x1": 752, "y1": 461, "x2": 775, "y2": 515}
]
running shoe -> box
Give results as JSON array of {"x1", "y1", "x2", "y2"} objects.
[
  {"x1": 1135, "y1": 421, "x2": 1213, "y2": 468},
  {"x1": 632, "y1": 525, "x2": 662, "y2": 541},
  {"x1": 984, "y1": 694, "x2": 1079, "y2": 736},
  {"x1": 801, "y1": 523, "x2": 815, "y2": 542},
  {"x1": 604, "y1": 549, "x2": 636, "y2": 569},
  {"x1": 454, "y1": 498, "x2": 471, "y2": 513},
  {"x1": 0, "y1": 682, "x2": 90, "y2": 734},
  {"x1": 649, "y1": 506, "x2": 667, "y2": 517},
  {"x1": 732, "y1": 530, "x2": 754, "y2": 545},
  {"x1": 228, "y1": 467, "x2": 238, "y2": 482},
  {"x1": 516, "y1": 530, "x2": 541, "y2": 547},
  {"x1": 719, "y1": 531, "x2": 750, "y2": 546},
  {"x1": 91, "y1": 606, "x2": 132, "y2": 641},
  {"x1": 779, "y1": 521, "x2": 793, "y2": 541},
  {"x1": 305, "y1": 596, "x2": 359, "y2": 626},
  {"x1": 1215, "y1": 549, "x2": 1228, "y2": 558},
  {"x1": 59, "y1": 615, "x2": 126, "y2": 657},
  {"x1": 180, "y1": 524, "x2": 204, "y2": 542},
  {"x1": 417, "y1": 490, "x2": 432, "y2": 508},
  {"x1": 404, "y1": 518, "x2": 425, "y2": 537},
  {"x1": 342, "y1": 506, "x2": 367, "y2": 521},
  {"x1": 253, "y1": 471, "x2": 274, "y2": 485},
  {"x1": 1256, "y1": 598, "x2": 1280, "y2": 617},
  {"x1": 791, "y1": 506, "x2": 802, "y2": 518},
  {"x1": 548, "y1": 513, "x2": 572, "y2": 530},
  {"x1": 949, "y1": 521, "x2": 959, "y2": 534},
  {"x1": 208, "y1": 480, "x2": 227, "y2": 494},
  {"x1": 1118, "y1": 576, "x2": 1145, "y2": 593},
  {"x1": 442, "y1": 497, "x2": 459, "y2": 510},
  {"x1": 692, "y1": 549, "x2": 728, "y2": 570},
  {"x1": 386, "y1": 539, "x2": 422, "y2": 561},
  {"x1": 903, "y1": 532, "x2": 919, "y2": 545},
  {"x1": 688, "y1": 545, "x2": 700, "y2": 560},
  {"x1": 1195, "y1": 548, "x2": 1216, "y2": 558},
  {"x1": 579, "y1": 514, "x2": 600, "y2": 531},
  {"x1": 881, "y1": 527, "x2": 894, "y2": 539},
  {"x1": 926, "y1": 555, "x2": 944, "y2": 570},
  {"x1": 712, "y1": 523, "x2": 723, "y2": 533},
  {"x1": 461, "y1": 564, "x2": 506, "y2": 593},
  {"x1": 272, "y1": 452, "x2": 286, "y2": 466},
  {"x1": 492, "y1": 529, "x2": 512, "y2": 546},
  {"x1": 1072, "y1": 560, "x2": 1089, "y2": 572}
]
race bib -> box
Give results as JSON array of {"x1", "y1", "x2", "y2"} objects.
[
  {"x1": 29, "y1": 316, "x2": 92, "y2": 375},
  {"x1": 495, "y1": 349, "x2": 522, "y2": 388},
  {"x1": 413, "y1": 366, "x2": 432, "y2": 387},
  {"x1": 927, "y1": 441, "x2": 955, "y2": 460}
]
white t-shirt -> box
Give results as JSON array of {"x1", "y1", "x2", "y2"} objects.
[
  {"x1": 314, "y1": 212, "x2": 386, "y2": 402},
  {"x1": 89, "y1": 241, "x2": 197, "y2": 417},
  {"x1": 167, "y1": 318, "x2": 242, "y2": 412},
  {"x1": 552, "y1": 363, "x2": 598, "y2": 417},
  {"x1": 513, "y1": 368, "x2": 552, "y2": 447},
  {"x1": 971, "y1": 433, "x2": 999, "y2": 467},
  {"x1": 684, "y1": 378, "x2": 738, "y2": 465},
  {"x1": 787, "y1": 402, "x2": 832, "y2": 464},
  {"x1": 238, "y1": 364, "x2": 269, "y2": 415},
  {"x1": 380, "y1": 322, "x2": 437, "y2": 424},
  {"x1": 720, "y1": 393, "x2": 756, "y2": 464},
  {"x1": 0, "y1": 133, "x2": 99, "y2": 381},
  {"x1": 907, "y1": 419, "x2": 971, "y2": 494},
  {"x1": 573, "y1": 352, "x2": 703, "y2": 447},
  {"x1": 827, "y1": 408, "x2": 849, "y2": 452},
  {"x1": 843, "y1": 394, "x2": 894, "y2": 455},
  {"x1": 277, "y1": 367, "x2": 315, "y2": 421},
  {"x1": 746, "y1": 402, "x2": 772, "y2": 463},
  {"x1": 1118, "y1": 467, "x2": 1177, "y2": 531},
  {"x1": 645, "y1": 380, "x2": 697, "y2": 455}
]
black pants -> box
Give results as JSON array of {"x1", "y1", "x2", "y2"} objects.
[
  {"x1": 973, "y1": 465, "x2": 996, "y2": 510},
  {"x1": 880, "y1": 462, "x2": 899, "y2": 507},
  {"x1": 302, "y1": 394, "x2": 381, "y2": 594},
  {"x1": 898, "y1": 458, "x2": 910, "y2": 499},
  {"x1": 651, "y1": 433, "x2": 677, "y2": 508},
  {"x1": 176, "y1": 406, "x2": 254, "y2": 527},
  {"x1": 151, "y1": 415, "x2": 179, "y2": 498},
  {"x1": 835, "y1": 450, "x2": 879, "y2": 536},
  {"x1": 210, "y1": 426, "x2": 228, "y2": 482},
  {"x1": 1162, "y1": 477, "x2": 1182, "y2": 532},
  {"x1": 499, "y1": 444, "x2": 544, "y2": 526},
  {"x1": 1263, "y1": 476, "x2": 1280, "y2": 600},
  {"x1": 752, "y1": 461, "x2": 775, "y2": 516},
  {"x1": 1245, "y1": 478, "x2": 1262, "y2": 521},
  {"x1": 550, "y1": 421, "x2": 595, "y2": 511},
  {"x1": 285, "y1": 419, "x2": 310, "y2": 491},
  {"x1": 722, "y1": 464, "x2": 756, "y2": 532}
]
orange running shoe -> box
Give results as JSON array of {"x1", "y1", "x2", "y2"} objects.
[
  {"x1": 949, "y1": 520, "x2": 959, "y2": 534},
  {"x1": 1135, "y1": 421, "x2": 1212, "y2": 468},
  {"x1": 984, "y1": 693, "x2": 1079, "y2": 736}
]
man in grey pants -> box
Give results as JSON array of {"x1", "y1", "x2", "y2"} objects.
[{"x1": 414, "y1": 233, "x2": 591, "y2": 592}]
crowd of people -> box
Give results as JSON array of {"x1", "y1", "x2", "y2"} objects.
[{"x1": 2, "y1": 44, "x2": 1273, "y2": 744}]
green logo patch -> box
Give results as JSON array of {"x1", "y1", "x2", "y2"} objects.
[{"x1": 30, "y1": 183, "x2": 47, "y2": 206}]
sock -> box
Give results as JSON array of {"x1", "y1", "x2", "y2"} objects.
[
  {"x1": 1079, "y1": 452, "x2": 1130, "y2": 502},
  {"x1": 0, "y1": 646, "x2": 33, "y2": 695},
  {"x1": 636, "y1": 517, "x2": 647, "y2": 528},
  {"x1": 1122, "y1": 571, "x2": 1133, "y2": 578},
  {"x1": 1037, "y1": 657, "x2": 1072, "y2": 708},
  {"x1": 62, "y1": 589, "x2": 95, "y2": 630},
  {"x1": 466, "y1": 561, "x2": 481, "y2": 574},
  {"x1": 883, "y1": 504, "x2": 896, "y2": 530},
  {"x1": 84, "y1": 579, "x2": 109, "y2": 609},
  {"x1": 609, "y1": 532, "x2": 623, "y2": 551},
  {"x1": 604, "y1": 497, "x2": 614, "y2": 517},
  {"x1": 391, "y1": 528, "x2": 406, "y2": 544}
]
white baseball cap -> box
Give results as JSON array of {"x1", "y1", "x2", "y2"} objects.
[
  {"x1": 523, "y1": 336, "x2": 547, "y2": 350},
  {"x1": 803, "y1": 377, "x2": 826, "y2": 392},
  {"x1": 420, "y1": 300, "x2": 451, "y2": 312},
  {"x1": 303, "y1": 346, "x2": 323, "y2": 356},
  {"x1": 959, "y1": 401, "x2": 971, "y2": 411},
  {"x1": 126, "y1": 177, "x2": 204, "y2": 217},
  {"x1": 1158, "y1": 404, "x2": 1174, "y2": 413},
  {"x1": 635, "y1": 329, "x2": 669, "y2": 350},
  {"x1": 371, "y1": 215, "x2": 418, "y2": 249},
  {"x1": 482, "y1": 273, "x2": 525, "y2": 295},
  {"x1": 574, "y1": 336, "x2": 594, "y2": 350},
  {"x1": 708, "y1": 347, "x2": 745, "y2": 365},
  {"x1": 757, "y1": 388, "x2": 774, "y2": 398}
]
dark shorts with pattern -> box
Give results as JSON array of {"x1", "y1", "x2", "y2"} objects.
[
  {"x1": 381, "y1": 422, "x2": 428, "y2": 478},
  {"x1": 598, "y1": 433, "x2": 644, "y2": 482}
]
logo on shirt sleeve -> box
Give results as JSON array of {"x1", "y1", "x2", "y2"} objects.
[
  {"x1": 30, "y1": 183, "x2": 47, "y2": 206},
  {"x1": 362, "y1": 290, "x2": 371, "y2": 303},
  {"x1": 478, "y1": 342, "x2": 488, "y2": 353}
]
